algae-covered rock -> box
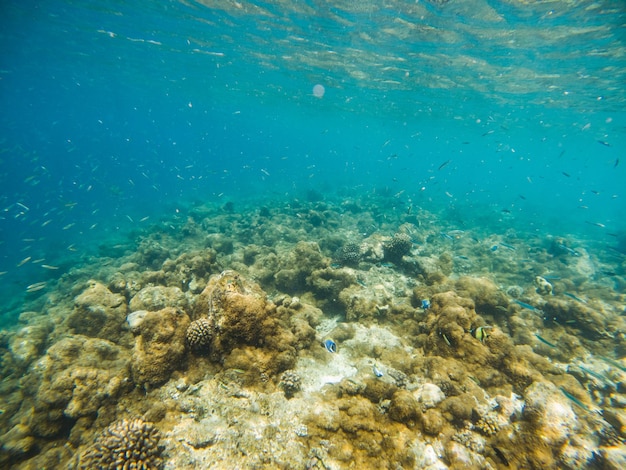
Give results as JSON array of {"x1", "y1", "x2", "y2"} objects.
[
  {"x1": 195, "y1": 271, "x2": 275, "y2": 352},
  {"x1": 523, "y1": 381, "x2": 578, "y2": 446},
  {"x1": 26, "y1": 335, "x2": 130, "y2": 438},
  {"x1": 130, "y1": 307, "x2": 190, "y2": 387},
  {"x1": 274, "y1": 241, "x2": 328, "y2": 293},
  {"x1": 65, "y1": 281, "x2": 128, "y2": 342},
  {"x1": 388, "y1": 390, "x2": 422, "y2": 427},
  {"x1": 9, "y1": 320, "x2": 53, "y2": 368},
  {"x1": 129, "y1": 285, "x2": 188, "y2": 312}
]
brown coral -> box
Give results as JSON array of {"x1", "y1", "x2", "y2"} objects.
[
  {"x1": 77, "y1": 418, "x2": 163, "y2": 470},
  {"x1": 384, "y1": 232, "x2": 412, "y2": 261},
  {"x1": 186, "y1": 318, "x2": 212, "y2": 352}
]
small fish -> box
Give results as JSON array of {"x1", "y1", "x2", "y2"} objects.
[
  {"x1": 578, "y1": 365, "x2": 613, "y2": 386},
  {"x1": 564, "y1": 292, "x2": 587, "y2": 304},
  {"x1": 330, "y1": 263, "x2": 342, "y2": 269},
  {"x1": 380, "y1": 262, "x2": 394, "y2": 268},
  {"x1": 557, "y1": 244, "x2": 580, "y2": 256},
  {"x1": 17, "y1": 256, "x2": 32, "y2": 267},
  {"x1": 597, "y1": 140, "x2": 611, "y2": 147},
  {"x1": 455, "y1": 255, "x2": 469, "y2": 260},
  {"x1": 513, "y1": 299, "x2": 540, "y2": 312},
  {"x1": 562, "y1": 171, "x2": 571, "y2": 177},
  {"x1": 493, "y1": 446, "x2": 510, "y2": 467},
  {"x1": 323, "y1": 339, "x2": 337, "y2": 353},
  {"x1": 438, "y1": 160, "x2": 451, "y2": 171},
  {"x1": 440, "y1": 232, "x2": 454, "y2": 241},
  {"x1": 473, "y1": 326, "x2": 492, "y2": 343},
  {"x1": 534, "y1": 333, "x2": 556, "y2": 348},
  {"x1": 441, "y1": 332, "x2": 452, "y2": 346},
  {"x1": 614, "y1": 158, "x2": 619, "y2": 168},
  {"x1": 559, "y1": 387, "x2": 591, "y2": 412},
  {"x1": 373, "y1": 365, "x2": 384, "y2": 378},
  {"x1": 490, "y1": 245, "x2": 498, "y2": 252},
  {"x1": 421, "y1": 299, "x2": 431, "y2": 309},
  {"x1": 41, "y1": 264, "x2": 59, "y2": 270},
  {"x1": 500, "y1": 242, "x2": 516, "y2": 251},
  {"x1": 26, "y1": 281, "x2": 47, "y2": 292},
  {"x1": 599, "y1": 356, "x2": 626, "y2": 372},
  {"x1": 585, "y1": 221, "x2": 605, "y2": 228},
  {"x1": 542, "y1": 275, "x2": 561, "y2": 280}
]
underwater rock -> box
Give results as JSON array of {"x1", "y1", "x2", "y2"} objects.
[
  {"x1": 195, "y1": 271, "x2": 272, "y2": 351},
  {"x1": 26, "y1": 336, "x2": 130, "y2": 439},
  {"x1": 543, "y1": 297, "x2": 609, "y2": 339},
  {"x1": 388, "y1": 390, "x2": 422, "y2": 427},
  {"x1": 130, "y1": 307, "x2": 190, "y2": 387},
  {"x1": 275, "y1": 241, "x2": 328, "y2": 293},
  {"x1": 126, "y1": 310, "x2": 149, "y2": 333},
  {"x1": 596, "y1": 445, "x2": 626, "y2": 470},
  {"x1": 523, "y1": 381, "x2": 578, "y2": 446},
  {"x1": 0, "y1": 423, "x2": 36, "y2": 463},
  {"x1": 406, "y1": 255, "x2": 447, "y2": 285},
  {"x1": 65, "y1": 280, "x2": 128, "y2": 342},
  {"x1": 129, "y1": 285, "x2": 188, "y2": 312},
  {"x1": 192, "y1": 270, "x2": 301, "y2": 378},
  {"x1": 415, "y1": 383, "x2": 446, "y2": 409},
  {"x1": 9, "y1": 321, "x2": 53, "y2": 368},
  {"x1": 75, "y1": 418, "x2": 163, "y2": 470},
  {"x1": 446, "y1": 438, "x2": 485, "y2": 467},
  {"x1": 421, "y1": 408, "x2": 445, "y2": 436},
  {"x1": 307, "y1": 267, "x2": 356, "y2": 301},
  {"x1": 454, "y1": 276, "x2": 509, "y2": 315}
]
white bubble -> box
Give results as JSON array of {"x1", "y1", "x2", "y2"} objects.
[{"x1": 312, "y1": 84, "x2": 325, "y2": 98}]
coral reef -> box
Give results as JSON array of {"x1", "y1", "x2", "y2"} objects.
[
  {"x1": 185, "y1": 318, "x2": 212, "y2": 353},
  {"x1": 65, "y1": 280, "x2": 128, "y2": 343},
  {"x1": 278, "y1": 370, "x2": 302, "y2": 398},
  {"x1": 130, "y1": 307, "x2": 190, "y2": 387},
  {"x1": 2, "y1": 194, "x2": 624, "y2": 469},
  {"x1": 75, "y1": 418, "x2": 163, "y2": 469},
  {"x1": 383, "y1": 232, "x2": 413, "y2": 261},
  {"x1": 334, "y1": 241, "x2": 362, "y2": 266}
]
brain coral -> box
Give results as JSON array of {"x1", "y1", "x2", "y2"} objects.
[
  {"x1": 77, "y1": 418, "x2": 163, "y2": 469},
  {"x1": 384, "y1": 232, "x2": 412, "y2": 261}
]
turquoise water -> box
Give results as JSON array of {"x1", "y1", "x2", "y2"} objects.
[{"x1": 1, "y1": 1, "x2": 625, "y2": 468}]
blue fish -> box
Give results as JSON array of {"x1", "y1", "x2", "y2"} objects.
[
  {"x1": 513, "y1": 299, "x2": 540, "y2": 312},
  {"x1": 557, "y1": 244, "x2": 580, "y2": 256},
  {"x1": 373, "y1": 365, "x2": 384, "y2": 377},
  {"x1": 535, "y1": 333, "x2": 556, "y2": 348},
  {"x1": 421, "y1": 299, "x2": 431, "y2": 309},
  {"x1": 323, "y1": 339, "x2": 337, "y2": 353},
  {"x1": 564, "y1": 292, "x2": 587, "y2": 304},
  {"x1": 490, "y1": 245, "x2": 498, "y2": 252}
]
